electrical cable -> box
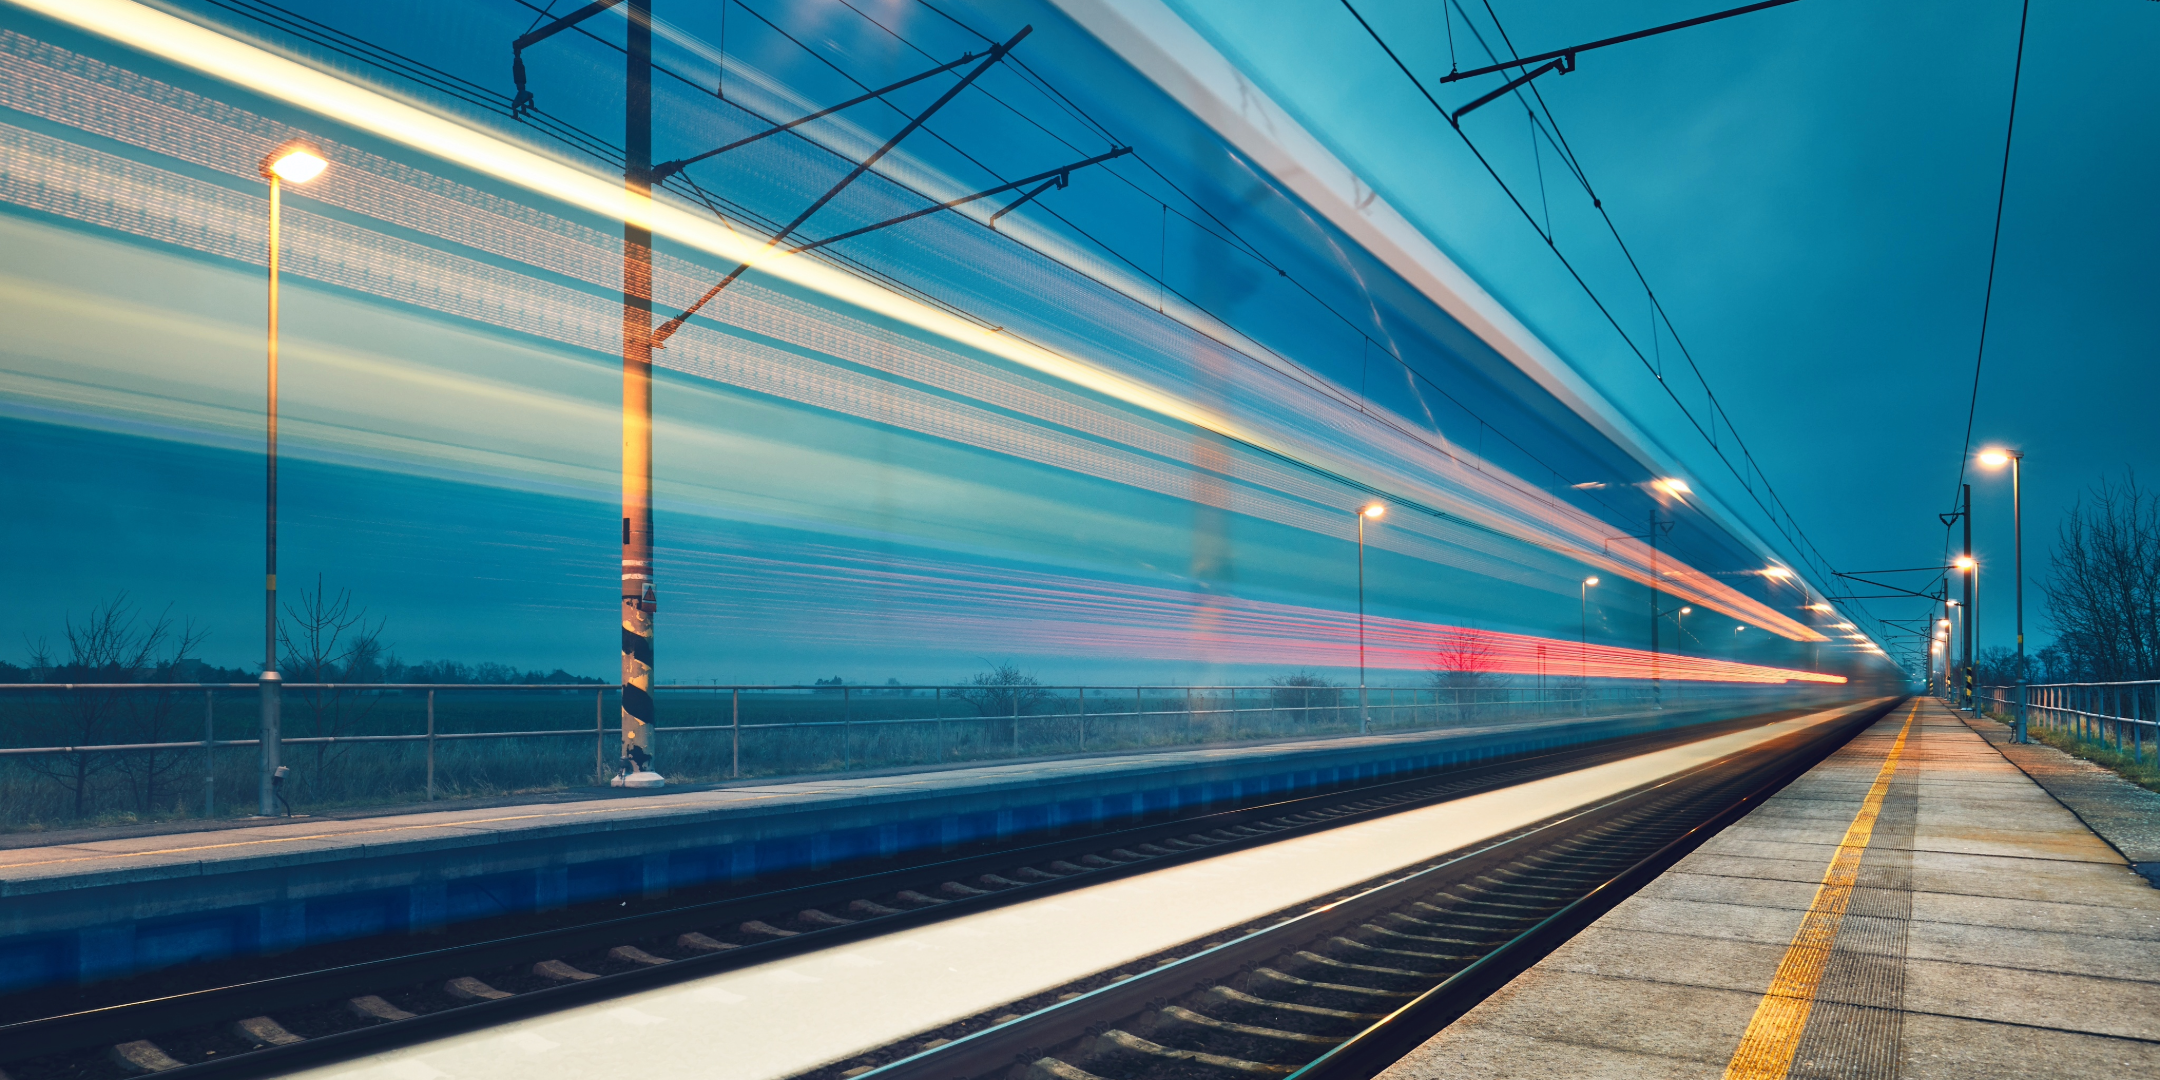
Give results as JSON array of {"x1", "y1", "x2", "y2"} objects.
[
  {"x1": 1340, "y1": 0, "x2": 1892, "y2": 649},
  {"x1": 1950, "y1": 0, "x2": 2031, "y2": 511}
]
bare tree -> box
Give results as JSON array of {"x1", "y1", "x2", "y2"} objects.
[
  {"x1": 1266, "y1": 670, "x2": 1343, "y2": 717},
  {"x1": 2042, "y1": 472, "x2": 2160, "y2": 682},
  {"x1": 1428, "y1": 631, "x2": 1508, "y2": 721},
  {"x1": 278, "y1": 576, "x2": 387, "y2": 802},
  {"x1": 957, "y1": 661, "x2": 1053, "y2": 718},
  {"x1": 20, "y1": 595, "x2": 204, "y2": 818}
]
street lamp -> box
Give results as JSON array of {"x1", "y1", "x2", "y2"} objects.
[
  {"x1": 1580, "y1": 576, "x2": 1598, "y2": 716},
  {"x1": 1980, "y1": 447, "x2": 2026, "y2": 740},
  {"x1": 1356, "y1": 502, "x2": 1384, "y2": 734},
  {"x1": 256, "y1": 141, "x2": 324, "y2": 817}
]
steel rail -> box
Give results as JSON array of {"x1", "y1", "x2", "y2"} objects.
[{"x1": 848, "y1": 698, "x2": 1895, "y2": 1080}]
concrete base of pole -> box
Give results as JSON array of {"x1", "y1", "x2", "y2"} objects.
[{"x1": 611, "y1": 771, "x2": 666, "y2": 789}]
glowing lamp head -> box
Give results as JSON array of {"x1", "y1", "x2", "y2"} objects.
[
  {"x1": 262, "y1": 142, "x2": 326, "y2": 183},
  {"x1": 1954, "y1": 555, "x2": 1976, "y2": 571},
  {"x1": 1946, "y1": 599, "x2": 1958, "y2": 607},
  {"x1": 1360, "y1": 503, "x2": 1386, "y2": 520},
  {"x1": 1582, "y1": 576, "x2": 1599, "y2": 587},
  {"x1": 1679, "y1": 606, "x2": 1692, "y2": 615},
  {"x1": 1809, "y1": 603, "x2": 1833, "y2": 613},
  {"x1": 1978, "y1": 449, "x2": 2013, "y2": 468},
  {"x1": 1653, "y1": 477, "x2": 1691, "y2": 497}
]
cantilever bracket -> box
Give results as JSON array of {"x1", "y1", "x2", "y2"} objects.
[
  {"x1": 1450, "y1": 53, "x2": 1573, "y2": 125},
  {"x1": 510, "y1": 0, "x2": 628, "y2": 118}
]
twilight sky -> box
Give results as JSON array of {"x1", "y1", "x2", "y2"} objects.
[
  {"x1": 4, "y1": 0, "x2": 2147, "y2": 685},
  {"x1": 1170, "y1": 0, "x2": 2160, "y2": 664}
]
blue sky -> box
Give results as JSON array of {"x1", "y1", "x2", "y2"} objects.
[{"x1": 1168, "y1": 0, "x2": 2160, "y2": 664}]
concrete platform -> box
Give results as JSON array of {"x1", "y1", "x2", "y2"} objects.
[
  {"x1": 0, "y1": 698, "x2": 1830, "y2": 992},
  {"x1": 1378, "y1": 698, "x2": 2160, "y2": 1079}
]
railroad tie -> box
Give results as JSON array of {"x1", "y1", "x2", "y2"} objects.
[
  {"x1": 1007, "y1": 866, "x2": 1062, "y2": 882},
  {"x1": 1155, "y1": 1005, "x2": 1337, "y2": 1046},
  {"x1": 1201, "y1": 985, "x2": 1382, "y2": 1022},
  {"x1": 1026, "y1": 1057, "x2": 1110, "y2": 1080},
  {"x1": 108, "y1": 1041, "x2": 185, "y2": 1074},
  {"x1": 797, "y1": 908, "x2": 857, "y2": 928},
  {"x1": 740, "y1": 919, "x2": 799, "y2": 938},
  {"x1": 676, "y1": 932, "x2": 736, "y2": 953},
  {"x1": 608, "y1": 945, "x2": 671, "y2": 966},
  {"x1": 532, "y1": 959, "x2": 598, "y2": 982},
  {"x1": 347, "y1": 995, "x2": 418, "y2": 1022},
  {"x1": 1082, "y1": 1028, "x2": 1292, "y2": 1076},
  {"x1": 442, "y1": 976, "x2": 513, "y2": 1001},
  {"x1": 894, "y1": 889, "x2": 948, "y2": 906},
  {"x1": 232, "y1": 1015, "x2": 305, "y2": 1046},
  {"x1": 1045, "y1": 860, "x2": 1091, "y2": 875},
  {"x1": 937, "y1": 880, "x2": 990, "y2": 898},
  {"x1": 977, "y1": 873, "x2": 1024, "y2": 889},
  {"x1": 849, "y1": 898, "x2": 906, "y2": 916}
]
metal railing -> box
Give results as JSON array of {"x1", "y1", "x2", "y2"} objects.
[
  {"x1": 1982, "y1": 681, "x2": 2158, "y2": 762},
  {"x1": 0, "y1": 680, "x2": 1838, "y2": 823}
]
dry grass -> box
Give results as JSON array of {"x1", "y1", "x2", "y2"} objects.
[{"x1": 1993, "y1": 708, "x2": 2160, "y2": 793}]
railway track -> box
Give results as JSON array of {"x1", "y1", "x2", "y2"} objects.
[
  {"x1": 0, "y1": 702, "x2": 1884, "y2": 1080},
  {"x1": 823, "y1": 697, "x2": 1897, "y2": 1080}
]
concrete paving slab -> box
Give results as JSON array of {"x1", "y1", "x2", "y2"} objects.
[
  {"x1": 1377, "y1": 699, "x2": 2160, "y2": 1079},
  {"x1": 1899, "y1": 1011, "x2": 2160, "y2": 1080}
]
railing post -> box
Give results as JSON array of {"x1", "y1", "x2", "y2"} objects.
[
  {"x1": 595, "y1": 688, "x2": 605, "y2": 782},
  {"x1": 731, "y1": 687, "x2": 740, "y2": 779},
  {"x1": 425, "y1": 689, "x2": 436, "y2": 801},
  {"x1": 257, "y1": 670, "x2": 282, "y2": 816},
  {"x1": 935, "y1": 686, "x2": 945, "y2": 760},
  {"x1": 1010, "y1": 685, "x2": 1019, "y2": 758},
  {"x1": 1078, "y1": 686, "x2": 1087, "y2": 753},
  {"x1": 843, "y1": 685, "x2": 852, "y2": 771},
  {"x1": 203, "y1": 689, "x2": 215, "y2": 819}
]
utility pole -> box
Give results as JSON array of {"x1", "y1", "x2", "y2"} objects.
[
  {"x1": 618, "y1": 0, "x2": 660, "y2": 785},
  {"x1": 1961, "y1": 483, "x2": 1974, "y2": 713},
  {"x1": 1648, "y1": 508, "x2": 1662, "y2": 710}
]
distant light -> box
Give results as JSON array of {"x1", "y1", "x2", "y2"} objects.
[
  {"x1": 1680, "y1": 606, "x2": 1692, "y2": 615},
  {"x1": 1583, "y1": 576, "x2": 1599, "y2": 587},
  {"x1": 1837, "y1": 623, "x2": 1854, "y2": 629},
  {"x1": 1946, "y1": 599, "x2": 1958, "y2": 607},
  {"x1": 265, "y1": 143, "x2": 326, "y2": 183},
  {"x1": 1979, "y1": 449, "x2": 2012, "y2": 468},
  {"x1": 1654, "y1": 477, "x2": 1691, "y2": 496},
  {"x1": 1808, "y1": 603, "x2": 1833, "y2": 613},
  {"x1": 1940, "y1": 619, "x2": 1952, "y2": 628},
  {"x1": 1361, "y1": 503, "x2": 1386, "y2": 519},
  {"x1": 1954, "y1": 555, "x2": 1975, "y2": 570},
  {"x1": 1763, "y1": 567, "x2": 1793, "y2": 579}
]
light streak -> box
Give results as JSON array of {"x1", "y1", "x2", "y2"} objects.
[
  {"x1": 661, "y1": 541, "x2": 1845, "y2": 684},
  {"x1": 0, "y1": 19, "x2": 1823, "y2": 640}
]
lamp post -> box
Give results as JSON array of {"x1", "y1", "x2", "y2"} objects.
[
  {"x1": 1946, "y1": 600, "x2": 1962, "y2": 707},
  {"x1": 1580, "y1": 576, "x2": 1597, "y2": 717},
  {"x1": 256, "y1": 141, "x2": 325, "y2": 817},
  {"x1": 1356, "y1": 503, "x2": 1384, "y2": 734},
  {"x1": 1981, "y1": 448, "x2": 2026, "y2": 741},
  {"x1": 1955, "y1": 554, "x2": 1977, "y2": 713}
]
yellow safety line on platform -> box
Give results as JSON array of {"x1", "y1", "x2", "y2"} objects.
[{"x1": 1722, "y1": 700, "x2": 1918, "y2": 1080}]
